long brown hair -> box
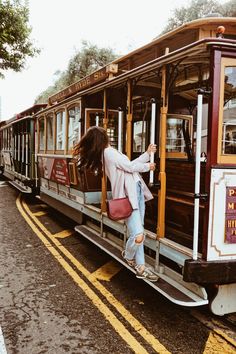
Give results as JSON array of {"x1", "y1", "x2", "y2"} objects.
[{"x1": 73, "y1": 126, "x2": 109, "y2": 173}]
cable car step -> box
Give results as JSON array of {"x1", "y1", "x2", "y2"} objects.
[
  {"x1": 9, "y1": 180, "x2": 32, "y2": 193},
  {"x1": 75, "y1": 225, "x2": 208, "y2": 308}
]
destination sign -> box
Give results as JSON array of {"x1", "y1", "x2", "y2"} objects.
[
  {"x1": 48, "y1": 67, "x2": 108, "y2": 104},
  {"x1": 225, "y1": 187, "x2": 236, "y2": 243}
]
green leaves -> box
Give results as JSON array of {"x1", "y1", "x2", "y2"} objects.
[
  {"x1": 0, "y1": 0, "x2": 39, "y2": 77},
  {"x1": 35, "y1": 41, "x2": 118, "y2": 104},
  {"x1": 162, "y1": 0, "x2": 235, "y2": 34}
]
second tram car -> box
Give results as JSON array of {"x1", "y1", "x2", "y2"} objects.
[
  {"x1": 0, "y1": 104, "x2": 46, "y2": 192},
  {"x1": 2, "y1": 17, "x2": 236, "y2": 315}
]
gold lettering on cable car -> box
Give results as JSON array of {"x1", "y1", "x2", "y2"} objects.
[
  {"x1": 225, "y1": 186, "x2": 236, "y2": 243},
  {"x1": 228, "y1": 202, "x2": 235, "y2": 210}
]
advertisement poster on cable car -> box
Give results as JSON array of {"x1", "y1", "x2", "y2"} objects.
[
  {"x1": 38, "y1": 157, "x2": 70, "y2": 185},
  {"x1": 225, "y1": 186, "x2": 236, "y2": 243}
]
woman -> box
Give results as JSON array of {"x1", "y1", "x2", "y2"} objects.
[{"x1": 74, "y1": 126, "x2": 158, "y2": 282}]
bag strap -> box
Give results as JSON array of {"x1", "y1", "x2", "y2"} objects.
[
  {"x1": 101, "y1": 151, "x2": 107, "y2": 211},
  {"x1": 102, "y1": 152, "x2": 107, "y2": 190},
  {"x1": 103, "y1": 150, "x2": 129, "y2": 199}
]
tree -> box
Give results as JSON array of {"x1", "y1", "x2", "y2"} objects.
[
  {"x1": 161, "y1": 0, "x2": 236, "y2": 34},
  {"x1": 223, "y1": 0, "x2": 236, "y2": 17},
  {"x1": 63, "y1": 40, "x2": 117, "y2": 86},
  {"x1": 35, "y1": 41, "x2": 118, "y2": 103},
  {"x1": 0, "y1": 0, "x2": 39, "y2": 77}
]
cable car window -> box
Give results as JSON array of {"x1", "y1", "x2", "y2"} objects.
[
  {"x1": 89, "y1": 111, "x2": 103, "y2": 127},
  {"x1": 3, "y1": 129, "x2": 6, "y2": 149},
  {"x1": 4, "y1": 129, "x2": 8, "y2": 149},
  {"x1": 6, "y1": 128, "x2": 9, "y2": 149},
  {"x1": 46, "y1": 114, "x2": 54, "y2": 151},
  {"x1": 166, "y1": 114, "x2": 193, "y2": 158},
  {"x1": 222, "y1": 67, "x2": 236, "y2": 155},
  {"x1": 68, "y1": 105, "x2": 81, "y2": 150},
  {"x1": 10, "y1": 126, "x2": 13, "y2": 150},
  {"x1": 56, "y1": 111, "x2": 65, "y2": 150},
  {"x1": 107, "y1": 111, "x2": 118, "y2": 149},
  {"x1": 39, "y1": 118, "x2": 45, "y2": 151},
  {"x1": 133, "y1": 121, "x2": 146, "y2": 152}
]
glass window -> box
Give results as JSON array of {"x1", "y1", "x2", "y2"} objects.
[
  {"x1": 39, "y1": 118, "x2": 45, "y2": 151},
  {"x1": 221, "y1": 66, "x2": 236, "y2": 155},
  {"x1": 46, "y1": 114, "x2": 54, "y2": 150},
  {"x1": 7, "y1": 128, "x2": 9, "y2": 149},
  {"x1": 167, "y1": 118, "x2": 185, "y2": 153},
  {"x1": 133, "y1": 121, "x2": 146, "y2": 152},
  {"x1": 89, "y1": 111, "x2": 103, "y2": 127},
  {"x1": 56, "y1": 111, "x2": 65, "y2": 150},
  {"x1": 68, "y1": 105, "x2": 81, "y2": 150},
  {"x1": 166, "y1": 114, "x2": 193, "y2": 158},
  {"x1": 3, "y1": 130, "x2": 6, "y2": 149},
  {"x1": 107, "y1": 111, "x2": 118, "y2": 149},
  {"x1": 10, "y1": 126, "x2": 13, "y2": 151}
]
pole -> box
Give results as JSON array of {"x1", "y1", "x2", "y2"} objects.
[
  {"x1": 149, "y1": 98, "x2": 156, "y2": 186},
  {"x1": 193, "y1": 93, "x2": 203, "y2": 260},
  {"x1": 118, "y1": 108, "x2": 123, "y2": 153},
  {"x1": 95, "y1": 112, "x2": 99, "y2": 127},
  {"x1": 157, "y1": 65, "x2": 168, "y2": 238},
  {"x1": 101, "y1": 89, "x2": 108, "y2": 212},
  {"x1": 126, "y1": 80, "x2": 132, "y2": 159}
]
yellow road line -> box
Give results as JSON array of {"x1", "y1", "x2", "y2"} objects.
[
  {"x1": 191, "y1": 309, "x2": 236, "y2": 349},
  {"x1": 53, "y1": 230, "x2": 73, "y2": 238},
  {"x1": 21, "y1": 197, "x2": 171, "y2": 354},
  {"x1": 16, "y1": 195, "x2": 149, "y2": 354},
  {"x1": 92, "y1": 260, "x2": 122, "y2": 281},
  {"x1": 214, "y1": 328, "x2": 236, "y2": 349},
  {"x1": 32, "y1": 211, "x2": 47, "y2": 217},
  {"x1": 203, "y1": 331, "x2": 236, "y2": 354}
]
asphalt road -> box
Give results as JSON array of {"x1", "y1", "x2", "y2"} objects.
[{"x1": 1, "y1": 181, "x2": 236, "y2": 354}]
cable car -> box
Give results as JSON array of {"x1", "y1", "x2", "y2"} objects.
[{"x1": 3, "y1": 17, "x2": 236, "y2": 315}]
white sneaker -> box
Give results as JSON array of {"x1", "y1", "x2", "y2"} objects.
[
  {"x1": 135, "y1": 265, "x2": 158, "y2": 282},
  {"x1": 121, "y1": 250, "x2": 136, "y2": 267}
]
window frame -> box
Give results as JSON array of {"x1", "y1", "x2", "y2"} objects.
[
  {"x1": 55, "y1": 109, "x2": 66, "y2": 153},
  {"x1": 38, "y1": 116, "x2": 45, "y2": 153},
  {"x1": 67, "y1": 102, "x2": 81, "y2": 152},
  {"x1": 46, "y1": 113, "x2": 54, "y2": 152},
  {"x1": 217, "y1": 57, "x2": 236, "y2": 164},
  {"x1": 166, "y1": 113, "x2": 193, "y2": 159}
]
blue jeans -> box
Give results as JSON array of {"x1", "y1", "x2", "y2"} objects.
[{"x1": 125, "y1": 181, "x2": 145, "y2": 265}]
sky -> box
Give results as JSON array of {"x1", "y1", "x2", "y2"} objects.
[{"x1": 0, "y1": 0, "x2": 209, "y2": 120}]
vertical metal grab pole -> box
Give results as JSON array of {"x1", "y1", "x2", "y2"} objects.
[
  {"x1": 14, "y1": 136, "x2": 16, "y2": 160},
  {"x1": 149, "y1": 98, "x2": 156, "y2": 186},
  {"x1": 95, "y1": 113, "x2": 99, "y2": 127},
  {"x1": 101, "y1": 89, "x2": 108, "y2": 213},
  {"x1": 118, "y1": 108, "x2": 123, "y2": 153},
  {"x1": 193, "y1": 92, "x2": 203, "y2": 260},
  {"x1": 78, "y1": 118, "x2": 81, "y2": 141},
  {"x1": 18, "y1": 134, "x2": 20, "y2": 161},
  {"x1": 126, "y1": 79, "x2": 132, "y2": 159},
  {"x1": 22, "y1": 134, "x2": 24, "y2": 163},
  {"x1": 25, "y1": 134, "x2": 29, "y2": 178}
]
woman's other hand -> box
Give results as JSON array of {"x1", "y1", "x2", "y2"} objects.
[
  {"x1": 147, "y1": 144, "x2": 157, "y2": 155},
  {"x1": 149, "y1": 163, "x2": 156, "y2": 171}
]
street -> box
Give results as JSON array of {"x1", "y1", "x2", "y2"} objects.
[{"x1": 1, "y1": 181, "x2": 236, "y2": 354}]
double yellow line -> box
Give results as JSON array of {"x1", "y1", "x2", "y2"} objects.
[{"x1": 16, "y1": 195, "x2": 171, "y2": 354}]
